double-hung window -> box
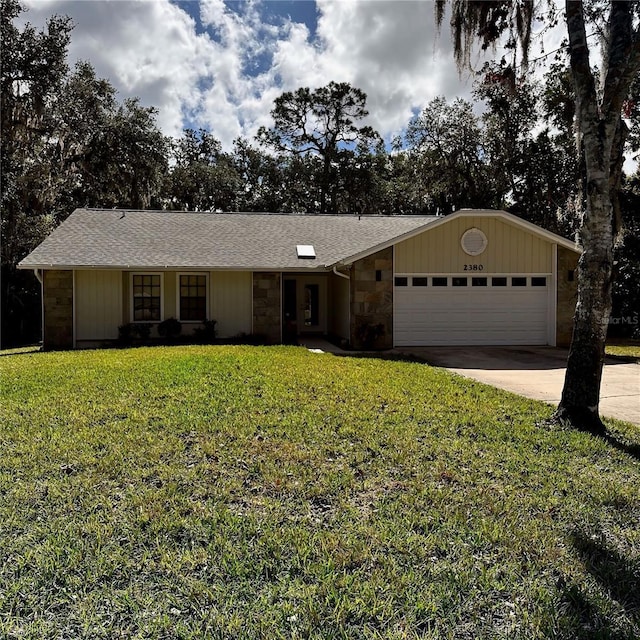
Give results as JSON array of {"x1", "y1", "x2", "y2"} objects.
[
  {"x1": 132, "y1": 274, "x2": 162, "y2": 322},
  {"x1": 179, "y1": 274, "x2": 208, "y2": 321}
]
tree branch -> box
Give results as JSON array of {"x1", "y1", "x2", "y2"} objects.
[
  {"x1": 565, "y1": 1, "x2": 598, "y2": 119},
  {"x1": 602, "y1": 1, "x2": 639, "y2": 125}
]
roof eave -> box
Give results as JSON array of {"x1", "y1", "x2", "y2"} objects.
[
  {"x1": 17, "y1": 263, "x2": 333, "y2": 272},
  {"x1": 439, "y1": 209, "x2": 582, "y2": 253},
  {"x1": 327, "y1": 219, "x2": 439, "y2": 267},
  {"x1": 330, "y1": 209, "x2": 581, "y2": 266}
]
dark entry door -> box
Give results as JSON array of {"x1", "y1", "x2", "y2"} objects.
[
  {"x1": 283, "y1": 278, "x2": 297, "y2": 343},
  {"x1": 283, "y1": 276, "x2": 327, "y2": 337}
]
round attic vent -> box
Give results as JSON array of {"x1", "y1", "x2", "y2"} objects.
[{"x1": 461, "y1": 228, "x2": 488, "y2": 256}]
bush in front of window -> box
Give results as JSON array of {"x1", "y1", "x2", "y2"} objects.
[
  {"x1": 193, "y1": 319, "x2": 217, "y2": 344},
  {"x1": 117, "y1": 323, "x2": 134, "y2": 346},
  {"x1": 158, "y1": 317, "x2": 182, "y2": 341},
  {"x1": 132, "y1": 323, "x2": 152, "y2": 342}
]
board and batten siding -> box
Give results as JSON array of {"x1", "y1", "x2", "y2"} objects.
[
  {"x1": 75, "y1": 270, "x2": 122, "y2": 341},
  {"x1": 395, "y1": 216, "x2": 552, "y2": 274},
  {"x1": 328, "y1": 272, "x2": 350, "y2": 341},
  {"x1": 211, "y1": 271, "x2": 252, "y2": 338},
  {"x1": 120, "y1": 270, "x2": 251, "y2": 337}
]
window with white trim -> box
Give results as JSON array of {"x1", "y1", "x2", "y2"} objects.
[
  {"x1": 178, "y1": 274, "x2": 208, "y2": 321},
  {"x1": 132, "y1": 274, "x2": 162, "y2": 322}
]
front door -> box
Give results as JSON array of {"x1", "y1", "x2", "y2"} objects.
[{"x1": 283, "y1": 276, "x2": 327, "y2": 337}]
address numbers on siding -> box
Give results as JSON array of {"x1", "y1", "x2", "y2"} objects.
[{"x1": 463, "y1": 264, "x2": 484, "y2": 271}]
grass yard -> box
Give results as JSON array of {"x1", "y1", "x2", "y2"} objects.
[
  {"x1": 606, "y1": 340, "x2": 640, "y2": 360},
  {"x1": 0, "y1": 346, "x2": 638, "y2": 639}
]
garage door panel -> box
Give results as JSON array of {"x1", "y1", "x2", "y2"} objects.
[
  {"x1": 398, "y1": 314, "x2": 546, "y2": 329},
  {"x1": 394, "y1": 277, "x2": 549, "y2": 346},
  {"x1": 394, "y1": 329, "x2": 548, "y2": 346}
]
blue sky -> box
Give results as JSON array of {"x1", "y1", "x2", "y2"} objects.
[{"x1": 19, "y1": 0, "x2": 563, "y2": 152}]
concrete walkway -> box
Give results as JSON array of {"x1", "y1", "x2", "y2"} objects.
[
  {"x1": 301, "y1": 339, "x2": 639, "y2": 425},
  {"x1": 395, "y1": 346, "x2": 640, "y2": 426}
]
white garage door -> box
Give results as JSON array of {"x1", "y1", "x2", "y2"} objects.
[{"x1": 394, "y1": 274, "x2": 550, "y2": 346}]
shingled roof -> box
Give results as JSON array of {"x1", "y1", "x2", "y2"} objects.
[{"x1": 18, "y1": 209, "x2": 439, "y2": 271}]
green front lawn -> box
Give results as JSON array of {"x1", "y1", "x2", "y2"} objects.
[
  {"x1": 1, "y1": 346, "x2": 638, "y2": 639},
  {"x1": 606, "y1": 340, "x2": 640, "y2": 360}
]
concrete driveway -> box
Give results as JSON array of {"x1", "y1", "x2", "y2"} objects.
[{"x1": 394, "y1": 346, "x2": 640, "y2": 425}]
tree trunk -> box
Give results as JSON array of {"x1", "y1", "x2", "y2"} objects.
[
  {"x1": 433, "y1": 0, "x2": 638, "y2": 430},
  {"x1": 555, "y1": 176, "x2": 613, "y2": 433},
  {"x1": 320, "y1": 153, "x2": 330, "y2": 214},
  {"x1": 554, "y1": 0, "x2": 639, "y2": 432}
]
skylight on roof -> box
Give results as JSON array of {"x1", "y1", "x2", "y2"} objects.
[{"x1": 296, "y1": 245, "x2": 316, "y2": 259}]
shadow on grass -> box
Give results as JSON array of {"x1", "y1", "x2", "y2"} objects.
[
  {"x1": 333, "y1": 350, "x2": 429, "y2": 365},
  {"x1": 542, "y1": 418, "x2": 640, "y2": 463},
  {"x1": 556, "y1": 584, "x2": 637, "y2": 640},
  {"x1": 553, "y1": 528, "x2": 639, "y2": 639},
  {"x1": 570, "y1": 530, "x2": 640, "y2": 616},
  {"x1": 601, "y1": 432, "x2": 640, "y2": 463}
]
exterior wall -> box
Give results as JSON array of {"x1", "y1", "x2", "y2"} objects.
[
  {"x1": 556, "y1": 246, "x2": 579, "y2": 347},
  {"x1": 75, "y1": 270, "x2": 122, "y2": 341},
  {"x1": 211, "y1": 271, "x2": 252, "y2": 338},
  {"x1": 252, "y1": 272, "x2": 281, "y2": 344},
  {"x1": 164, "y1": 274, "x2": 177, "y2": 320},
  {"x1": 43, "y1": 270, "x2": 73, "y2": 350},
  {"x1": 328, "y1": 271, "x2": 350, "y2": 341},
  {"x1": 118, "y1": 270, "x2": 252, "y2": 339},
  {"x1": 350, "y1": 248, "x2": 393, "y2": 349},
  {"x1": 122, "y1": 272, "x2": 130, "y2": 325},
  {"x1": 395, "y1": 216, "x2": 552, "y2": 274}
]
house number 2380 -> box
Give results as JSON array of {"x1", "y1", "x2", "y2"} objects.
[{"x1": 463, "y1": 264, "x2": 484, "y2": 271}]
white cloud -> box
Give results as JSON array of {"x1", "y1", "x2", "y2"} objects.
[
  {"x1": 23, "y1": 0, "x2": 216, "y2": 137},
  {"x1": 14, "y1": 0, "x2": 637, "y2": 179},
  {"x1": 20, "y1": 0, "x2": 593, "y2": 159},
  {"x1": 312, "y1": 0, "x2": 469, "y2": 137}
]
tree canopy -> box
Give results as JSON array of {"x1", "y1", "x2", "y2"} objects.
[
  {"x1": 1, "y1": 0, "x2": 168, "y2": 346},
  {"x1": 257, "y1": 81, "x2": 381, "y2": 213}
]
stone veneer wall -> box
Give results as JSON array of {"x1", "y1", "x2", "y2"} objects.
[
  {"x1": 350, "y1": 247, "x2": 393, "y2": 349},
  {"x1": 252, "y1": 272, "x2": 281, "y2": 344},
  {"x1": 43, "y1": 269, "x2": 74, "y2": 350},
  {"x1": 557, "y1": 246, "x2": 579, "y2": 347}
]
